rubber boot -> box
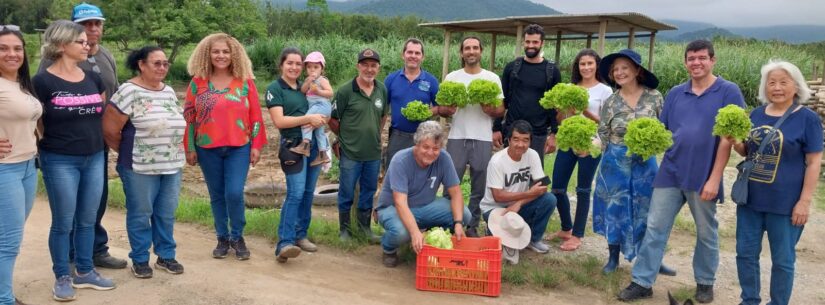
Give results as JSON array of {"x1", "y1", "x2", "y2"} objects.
[
  {"x1": 602, "y1": 244, "x2": 620, "y2": 274},
  {"x1": 339, "y1": 211, "x2": 352, "y2": 241},
  {"x1": 356, "y1": 209, "x2": 381, "y2": 244}
]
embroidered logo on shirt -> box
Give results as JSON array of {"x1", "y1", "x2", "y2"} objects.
[
  {"x1": 374, "y1": 98, "x2": 383, "y2": 109},
  {"x1": 419, "y1": 80, "x2": 430, "y2": 92}
]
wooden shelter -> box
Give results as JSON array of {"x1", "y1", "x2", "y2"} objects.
[{"x1": 419, "y1": 13, "x2": 677, "y2": 79}]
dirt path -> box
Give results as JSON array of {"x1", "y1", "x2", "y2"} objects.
[{"x1": 13, "y1": 174, "x2": 825, "y2": 304}]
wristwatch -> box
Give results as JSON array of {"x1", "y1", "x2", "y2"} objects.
[{"x1": 453, "y1": 220, "x2": 463, "y2": 226}]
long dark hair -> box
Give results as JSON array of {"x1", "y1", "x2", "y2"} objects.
[
  {"x1": 570, "y1": 48, "x2": 603, "y2": 84},
  {"x1": 0, "y1": 29, "x2": 34, "y2": 95}
]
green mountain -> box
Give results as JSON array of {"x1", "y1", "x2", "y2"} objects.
[
  {"x1": 675, "y1": 27, "x2": 741, "y2": 41},
  {"x1": 346, "y1": 0, "x2": 560, "y2": 20}
]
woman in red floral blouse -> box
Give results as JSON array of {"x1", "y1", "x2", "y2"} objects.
[{"x1": 183, "y1": 33, "x2": 266, "y2": 261}]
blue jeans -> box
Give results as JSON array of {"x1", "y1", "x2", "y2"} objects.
[
  {"x1": 301, "y1": 97, "x2": 331, "y2": 151},
  {"x1": 117, "y1": 165, "x2": 182, "y2": 264},
  {"x1": 40, "y1": 150, "x2": 105, "y2": 277},
  {"x1": 196, "y1": 144, "x2": 250, "y2": 240},
  {"x1": 631, "y1": 187, "x2": 719, "y2": 288},
  {"x1": 482, "y1": 193, "x2": 556, "y2": 244},
  {"x1": 736, "y1": 206, "x2": 803, "y2": 305},
  {"x1": 0, "y1": 158, "x2": 37, "y2": 303},
  {"x1": 277, "y1": 140, "x2": 321, "y2": 254},
  {"x1": 377, "y1": 197, "x2": 472, "y2": 253},
  {"x1": 337, "y1": 153, "x2": 379, "y2": 213},
  {"x1": 551, "y1": 149, "x2": 600, "y2": 238}
]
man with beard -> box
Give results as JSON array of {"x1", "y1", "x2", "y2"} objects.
[
  {"x1": 383, "y1": 38, "x2": 439, "y2": 170},
  {"x1": 494, "y1": 24, "x2": 561, "y2": 168},
  {"x1": 437, "y1": 36, "x2": 504, "y2": 237},
  {"x1": 38, "y1": 2, "x2": 126, "y2": 270},
  {"x1": 329, "y1": 48, "x2": 388, "y2": 243}
]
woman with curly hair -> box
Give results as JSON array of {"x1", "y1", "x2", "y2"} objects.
[{"x1": 184, "y1": 33, "x2": 267, "y2": 261}]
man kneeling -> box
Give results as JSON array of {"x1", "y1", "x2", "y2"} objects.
[
  {"x1": 481, "y1": 120, "x2": 556, "y2": 264},
  {"x1": 376, "y1": 121, "x2": 471, "y2": 267}
]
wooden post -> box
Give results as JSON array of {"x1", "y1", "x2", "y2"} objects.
[
  {"x1": 586, "y1": 34, "x2": 592, "y2": 48},
  {"x1": 821, "y1": 59, "x2": 825, "y2": 81},
  {"x1": 597, "y1": 20, "x2": 607, "y2": 56},
  {"x1": 441, "y1": 30, "x2": 451, "y2": 80},
  {"x1": 515, "y1": 24, "x2": 524, "y2": 58},
  {"x1": 490, "y1": 34, "x2": 497, "y2": 70},
  {"x1": 813, "y1": 62, "x2": 818, "y2": 80},
  {"x1": 648, "y1": 31, "x2": 657, "y2": 71},
  {"x1": 627, "y1": 27, "x2": 636, "y2": 49},
  {"x1": 554, "y1": 31, "x2": 562, "y2": 64}
]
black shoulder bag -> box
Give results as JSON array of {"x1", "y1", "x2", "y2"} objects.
[{"x1": 731, "y1": 103, "x2": 796, "y2": 205}]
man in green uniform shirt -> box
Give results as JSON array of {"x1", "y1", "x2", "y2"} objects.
[{"x1": 329, "y1": 48, "x2": 388, "y2": 242}]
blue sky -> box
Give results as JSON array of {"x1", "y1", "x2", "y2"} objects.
[{"x1": 534, "y1": 0, "x2": 825, "y2": 27}]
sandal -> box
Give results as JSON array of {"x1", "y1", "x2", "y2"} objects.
[{"x1": 560, "y1": 236, "x2": 582, "y2": 251}]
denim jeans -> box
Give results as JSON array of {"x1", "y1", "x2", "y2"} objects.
[
  {"x1": 277, "y1": 140, "x2": 321, "y2": 254},
  {"x1": 301, "y1": 97, "x2": 331, "y2": 151},
  {"x1": 337, "y1": 153, "x2": 379, "y2": 213},
  {"x1": 377, "y1": 197, "x2": 472, "y2": 253},
  {"x1": 117, "y1": 165, "x2": 182, "y2": 264},
  {"x1": 196, "y1": 144, "x2": 250, "y2": 240},
  {"x1": 0, "y1": 158, "x2": 37, "y2": 303},
  {"x1": 482, "y1": 193, "x2": 557, "y2": 244},
  {"x1": 631, "y1": 187, "x2": 719, "y2": 288},
  {"x1": 736, "y1": 206, "x2": 803, "y2": 305},
  {"x1": 551, "y1": 149, "x2": 601, "y2": 237},
  {"x1": 69, "y1": 148, "x2": 110, "y2": 261},
  {"x1": 40, "y1": 150, "x2": 105, "y2": 277}
]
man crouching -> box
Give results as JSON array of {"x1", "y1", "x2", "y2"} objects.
[{"x1": 376, "y1": 121, "x2": 471, "y2": 267}]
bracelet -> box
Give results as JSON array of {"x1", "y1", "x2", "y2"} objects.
[{"x1": 453, "y1": 220, "x2": 463, "y2": 226}]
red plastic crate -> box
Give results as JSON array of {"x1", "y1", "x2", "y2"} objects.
[{"x1": 415, "y1": 236, "x2": 502, "y2": 297}]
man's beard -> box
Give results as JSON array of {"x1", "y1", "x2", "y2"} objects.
[{"x1": 524, "y1": 48, "x2": 540, "y2": 59}]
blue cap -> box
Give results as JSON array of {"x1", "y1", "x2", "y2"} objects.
[{"x1": 72, "y1": 3, "x2": 106, "y2": 23}]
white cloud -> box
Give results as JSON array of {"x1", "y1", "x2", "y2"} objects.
[{"x1": 533, "y1": 0, "x2": 825, "y2": 27}]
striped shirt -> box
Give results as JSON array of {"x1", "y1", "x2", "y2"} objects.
[{"x1": 110, "y1": 82, "x2": 185, "y2": 175}]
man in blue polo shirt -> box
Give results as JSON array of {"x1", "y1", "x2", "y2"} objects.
[
  {"x1": 619, "y1": 40, "x2": 746, "y2": 303},
  {"x1": 383, "y1": 38, "x2": 439, "y2": 170}
]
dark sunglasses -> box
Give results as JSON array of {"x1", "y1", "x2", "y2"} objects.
[{"x1": 0, "y1": 25, "x2": 21, "y2": 32}]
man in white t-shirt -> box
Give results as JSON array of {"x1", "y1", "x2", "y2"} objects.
[
  {"x1": 480, "y1": 120, "x2": 555, "y2": 261},
  {"x1": 438, "y1": 36, "x2": 504, "y2": 237}
]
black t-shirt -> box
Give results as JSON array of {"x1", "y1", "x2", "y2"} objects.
[
  {"x1": 32, "y1": 70, "x2": 105, "y2": 155},
  {"x1": 499, "y1": 59, "x2": 561, "y2": 137}
]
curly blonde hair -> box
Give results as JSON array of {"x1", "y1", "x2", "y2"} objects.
[{"x1": 187, "y1": 33, "x2": 255, "y2": 80}]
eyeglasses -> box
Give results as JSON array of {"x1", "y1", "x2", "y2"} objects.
[
  {"x1": 148, "y1": 60, "x2": 170, "y2": 69},
  {"x1": 74, "y1": 40, "x2": 91, "y2": 47},
  {"x1": 0, "y1": 25, "x2": 21, "y2": 32}
]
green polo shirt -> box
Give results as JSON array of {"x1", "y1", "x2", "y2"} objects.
[
  {"x1": 265, "y1": 78, "x2": 307, "y2": 139},
  {"x1": 331, "y1": 78, "x2": 388, "y2": 161}
]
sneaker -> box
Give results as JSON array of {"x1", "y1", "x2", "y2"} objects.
[
  {"x1": 93, "y1": 253, "x2": 127, "y2": 269},
  {"x1": 527, "y1": 241, "x2": 550, "y2": 254},
  {"x1": 131, "y1": 262, "x2": 153, "y2": 279},
  {"x1": 382, "y1": 252, "x2": 399, "y2": 268},
  {"x1": 618, "y1": 282, "x2": 653, "y2": 302},
  {"x1": 213, "y1": 237, "x2": 230, "y2": 259},
  {"x1": 230, "y1": 237, "x2": 251, "y2": 260},
  {"x1": 694, "y1": 284, "x2": 714, "y2": 303},
  {"x1": 155, "y1": 258, "x2": 184, "y2": 274},
  {"x1": 72, "y1": 269, "x2": 115, "y2": 290},
  {"x1": 659, "y1": 264, "x2": 677, "y2": 276},
  {"x1": 52, "y1": 275, "x2": 76, "y2": 301},
  {"x1": 502, "y1": 246, "x2": 519, "y2": 265},
  {"x1": 296, "y1": 239, "x2": 318, "y2": 252},
  {"x1": 276, "y1": 245, "x2": 301, "y2": 263}
]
